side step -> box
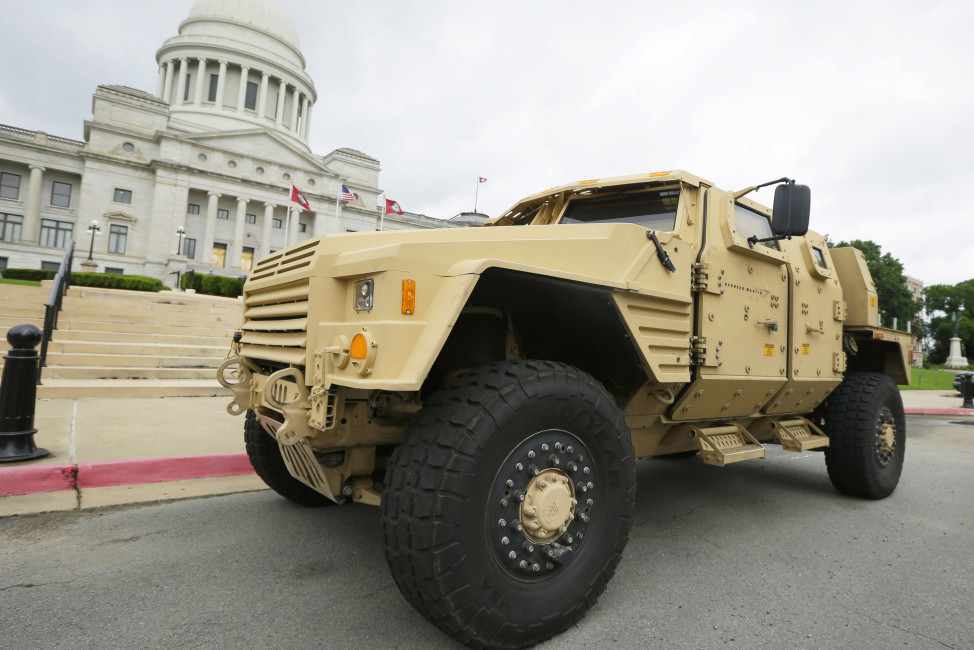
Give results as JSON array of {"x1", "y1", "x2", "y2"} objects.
[
  {"x1": 691, "y1": 424, "x2": 765, "y2": 467},
  {"x1": 767, "y1": 418, "x2": 830, "y2": 452}
]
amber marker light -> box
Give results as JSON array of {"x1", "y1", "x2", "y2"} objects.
[
  {"x1": 402, "y1": 279, "x2": 416, "y2": 315},
  {"x1": 350, "y1": 333, "x2": 369, "y2": 359},
  {"x1": 649, "y1": 171, "x2": 671, "y2": 177}
]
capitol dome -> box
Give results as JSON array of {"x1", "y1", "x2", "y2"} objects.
[{"x1": 155, "y1": 0, "x2": 317, "y2": 150}]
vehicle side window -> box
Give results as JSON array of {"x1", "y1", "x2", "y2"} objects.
[
  {"x1": 733, "y1": 204, "x2": 779, "y2": 250},
  {"x1": 560, "y1": 189, "x2": 679, "y2": 231}
]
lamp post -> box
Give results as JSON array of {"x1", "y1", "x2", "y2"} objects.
[
  {"x1": 85, "y1": 220, "x2": 100, "y2": 260},
  {"x1": 176, "y1": 226, "x2": 186, "y2": 255}
]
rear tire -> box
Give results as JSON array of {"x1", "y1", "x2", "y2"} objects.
[
  {"x1": 823, "y1": 372, "x2": 906, "y2": 499},
  {"x1": 382, "y1": 361, "x2": 636, "y2": 649},
  {"x1": 244, "y1": 410, "x2": 334, "y2": 507}
]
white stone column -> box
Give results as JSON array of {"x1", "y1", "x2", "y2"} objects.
[
  {"x1": 162, "y1": 60, "x2": 175, "y2": 104},
  {"x1": 202, "y1": 191, "x2": 221, "y2": 266},
  {"x1": 276, "y1": 80, "x2": 287, "y2": 126},
  {"x1": 231, "y1": 197, "x2": 247, "y2": 269},
  {"x1": 237, "y1": 66, "x2": 250, "y2": 112},
  {"x1": 300, "y1": 96, "x2": 311, "y2": 139},
  {"x1": 257, "y1": 73, "x2": 269, "y2": 119},
  {"x1": 194, "y1": 58, "x2": 207, "y2": 105},
  {"x1": 290, "y1": 88, "x2": 301, "y2": 131},
  {"x1": 155, "y1": 65, "x2": 166, "y2": 98},
  {"x1": 176, "y1": 58, "x2": 188, "y2": 105},
  {"x1": 22, "y1": 165, "x2": 45, "y2": 245},
  {"x1": 215, "y1": 60, "x2": 228, "y2": 108},
  {"x1": 261, "y1": 203, "x2": 275, "y2": 259}
]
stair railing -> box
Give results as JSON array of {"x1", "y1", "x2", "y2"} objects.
[{"x1": 38, "y1": 239, "x2": 74, "y2": 384}]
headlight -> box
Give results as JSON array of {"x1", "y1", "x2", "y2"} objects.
[{"x1": 354, "y1": 278, "x2": 374, "y2": 311}]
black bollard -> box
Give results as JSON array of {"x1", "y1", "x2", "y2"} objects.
[
  {"x1": 963, "y1": 374, "x2": 974, "y2": 410},
  {"x1": 0, "y1": 324, "x2": 49, "y2": 462}
]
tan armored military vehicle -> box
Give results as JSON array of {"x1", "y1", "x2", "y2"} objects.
[{"x1": 219, "y1": 170, "x2": 909, "y2": 649}]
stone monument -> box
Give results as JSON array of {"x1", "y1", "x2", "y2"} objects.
[{"x1": 945, "y1": 310, "x2": 968, "y2": 368}]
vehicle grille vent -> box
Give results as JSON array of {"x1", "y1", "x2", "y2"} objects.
[
  {"x1": 250, "y1": 240, "x2": 319, "y2": 281},
  {"x1": 240, "y1": 278, "x2": 310, "y2": 366}
]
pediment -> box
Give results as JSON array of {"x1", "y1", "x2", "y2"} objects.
[
  {"x1": 180, "y1": 129, "x2": 329, "y2": 173},
  {"x1": 103, "y1": 211, "x2": 137, "y2": 225}
]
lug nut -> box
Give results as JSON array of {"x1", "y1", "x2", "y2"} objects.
[
  {"x1": 505, "y1": 479, "x2": 514, "y2": 488},
  {"x1": 515, "y1": 463, "x2": 523, "y2": 471},
  {"x1": 541, "y1": 443, "x2": 549, "y2": 452},
  {"x1": 519, "y1": 560, "x2": 528, "y2": 569},
  {"x1": 587, "y1": 482, "x2": 593, "y2": 490},
  {"x1": 566, "y1": 446, "x2": 574, "y2": 454},
  {"x1": 518, "y1": 492, "x2": 525, "y2": 502},
  {"x1": 529, "y1": 465, "x2": 539, "y2": 476},
  {"x1": 527, "y1": 450, "x2": 535, "y2": 459},
  {"x1": 515, "y1": 522, "x2": 524, "y2": 532},
  {"x1": 549, "y1": 454, "x2": 561, "y2": 466},
  {"x1": 523, "y1": 543, "x2": 535, "y2": 553},
  {"x1": 532, "y1": 564, "x2": 541, "y2": 572},
  {"x1": 587, "y1": 498, "x2": 594, "y2": 507},
  {"x1": 508, "y1": 551, "x2": 517, "y2": 560},
  {"x1": 341, "y1": 485, "x2": 353, "y2": 496},
  {"x1": 583, "y1": 466, "x2": 591, "y2": 475},
  {"x1": 567, "y1": 462, "x2": 578, "y2": 472},
  {"x1": 498, "y1": 518, "x2": 507, "y2": 527},
  {"x1": 547, "y1": 562, "x2": 555, "y2": 570},
  {"x1": 500, "y1": 498, "x2": 509, "y2": 507},
  {"x1": 501, "y1": 536, "x2": 510, "y2": 545}
]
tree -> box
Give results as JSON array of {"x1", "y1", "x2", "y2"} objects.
[
  {"x1": 924, "y1": 280, "x2": 974, "y2": 364},
  {"x1": 832, "y1": 239, "x2": 917, "y2": 330}
]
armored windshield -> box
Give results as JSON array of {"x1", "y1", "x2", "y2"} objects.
[{"x1": 559, "y1": 189, "x2": 679, "y2": 231}]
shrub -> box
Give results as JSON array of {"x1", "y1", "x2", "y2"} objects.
[
  {"x1": 1, "y1": 268, "x2": 57, "y2": 281},
  {"x1": 71, "y1": 272, "x2": 167, "y2": 293},
  {"x1": 181, "y1": 272, "x2": 243, "y2": 297}
]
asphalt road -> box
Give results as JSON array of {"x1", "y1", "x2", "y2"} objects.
[{"x1": 2, "y1": 415, "x2": 972, "y2": 650}]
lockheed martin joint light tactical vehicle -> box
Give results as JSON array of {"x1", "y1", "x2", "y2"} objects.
[{"x1": 219, "y1": 170, "x2": 909, "y2": 649}]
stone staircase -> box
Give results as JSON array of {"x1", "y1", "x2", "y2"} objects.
[{"x1": 1, "y1": 283, "x2": 241, "y2": 398}]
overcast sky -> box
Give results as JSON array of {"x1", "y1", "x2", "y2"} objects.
[{"x1": 1, "y1": 0, "x2": 972, "y2": 286}]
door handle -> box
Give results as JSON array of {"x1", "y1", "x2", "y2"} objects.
[
  {"x1": 806, "y1": 325, "x2": 825, "y2": 334},
  {"x1": 757, "y1": 319, "x2": 778, "y2": 331}
]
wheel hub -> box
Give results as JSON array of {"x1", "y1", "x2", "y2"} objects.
[
  {"x1": 875, "y1": 407, "x2": 896, "y2": 467},
  {"x1": 521, "y1": 469, "x2": 576, "y2": 543},
  {"x1": 486, "y1": 430, "x2": 596, "y2": 579}
]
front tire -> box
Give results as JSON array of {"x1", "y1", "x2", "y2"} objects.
[
  {"x1": 244, "y1": 410, "x2": 334, "y2": 507},
  {"x1": 382, "y1": 361, "x2": 636, "y2": 649},
  {"x1": 823, "y1": 372, "x2": 906, "y2": 499}
]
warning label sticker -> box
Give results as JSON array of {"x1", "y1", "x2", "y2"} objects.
[
  {"x1": 764, "y1": 344, "x2": 775, "y2": 357},
  {"x1": 802, "y1": 344, "x2": 811, "y2": 355}
]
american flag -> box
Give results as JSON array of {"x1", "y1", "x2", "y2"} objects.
[{"x1": 341, "y1": 184, "x2": 355, "y2": 201}]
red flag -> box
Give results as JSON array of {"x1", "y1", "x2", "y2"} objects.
[
  {"x1": 479, "y1": 177, "x2": 487, "y2": 183},
  {"x1": 290, "y1": 184, "x2": 310, "y2": 210},
  {"x1": 385, "y1": 199, "x2": 404, "y2": 215}
]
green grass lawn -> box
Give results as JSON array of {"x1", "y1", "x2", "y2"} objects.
[
  {"x1": 901, "y1": 367, "x2": 960, "y2": 390},
  {"x1": 0, "y1": 278, "x2": 41, "y2": 287}
]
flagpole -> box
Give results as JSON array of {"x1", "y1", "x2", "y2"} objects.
[
  {"x1": 474, "y1": 177, "x2": 480, "y2": 213},
  {"x1": 379, "y1": 196, "x2": 385, "y2": 232},
  {"x1": 284, "y1": 204, "x2": 291, "y2": 246},
  {"x1": 335, "y1": 178, "x2": 343, "y2": 231}
]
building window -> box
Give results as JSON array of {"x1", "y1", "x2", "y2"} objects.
[
  {"x1": 105, "y1": 267, "x2": 124, "y2": 275},
  {"x1": 308, "y1": 179, "x2": 316, "y2": 186},
  {"x1": 0, "y1": 172, "x2": 21, "y2": 199},
  {"x1": 122, "y1": 142, "x2": 135, "y2": 152},
  {"x1": 197, "y1": 153, "x2": 207, "y2": 162},
  {"x1": 256, "y1": 167, "x2": 264, "y2": 175},
  {"x1": 246, "y1": 213, "x2": 256, "y2": 224},
  {"x1": 108, "y1": 224, "x2": 128, "y2": 254},
  {"x1": 228, "y1": 160, "x2": 237, "y2": 168},
  {"x1": 208, "y1": 74, "x2": 218, "y2": 102},
  {"x1": 41, "y1": 261, "x2": 61, "y2": 271},
  {"x1": 217, "y1": 208, "x2": 229, "y2": 220},
  {"x1": 298, "y1": 223, "x2": 307, "y2": 233},
  {"x1": 184, "y1": 238, "x2": 196, "y2": 259},
  {"x1": 212, "y1": 242, "x2": 227, "y2": 267},
  {"x1": 0, "y1": 256, "x2": 7, "y2": 271},
  {"x1": 0, "y1": 212, "x2": 23, "y2": 242},
  {"x1": 242, "y1": 246, "x2": 255, "y2": 271},
  {"x1": 51, "y1": 181, "x2": 71, "y2": 208},
  {"x1": 272, "y1": 218, "x2": 282, "y2": 229},
  {"x1": 282, "y1": 172, "x2": 290, "y2": 181},
  {"x1": 244, "y1": 81, "x2": 258, "y2": 110},
  {"x1": 114, "y1": 188, "x2": 132, "y2": 204},
  {"x1": 187, "y1": 203, "x2": 200, "y2": 214},
  {"x1": 39, "y1": 218, "x2": 73, "y2": 248},
  {"x1": 184, "y1": 73, "x2": 192, "y2": 101}
]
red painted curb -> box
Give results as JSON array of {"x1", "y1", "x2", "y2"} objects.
[
  {"x1": 0, "y1": 464, "x2": 77, "y2": 497},
  {"x1": 905, "y1": 408, "x2": 974, "y2": 416},
  {"x1": 76, "y1": 454, "x2": 254, "y2": 488}
]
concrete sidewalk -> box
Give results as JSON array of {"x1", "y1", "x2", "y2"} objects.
[
  {"x1": 0, "y1": 392, "x2": 264, "y2": 517},
  {"x1": 1, "y1": 388, "x2": 971, "y2": 518}
]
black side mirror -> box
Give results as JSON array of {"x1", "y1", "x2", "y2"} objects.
[{"x1": 772, "y1": 181, "x2": 811, "y2": 236}]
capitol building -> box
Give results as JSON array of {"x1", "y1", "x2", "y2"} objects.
[{"x1": 0, "y1": 0, "x2": 457, "y2": 281}]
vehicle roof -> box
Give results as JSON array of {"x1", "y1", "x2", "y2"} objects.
[{"x1": 486, "y1": 169, "x2": 713, "y2": 226}]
